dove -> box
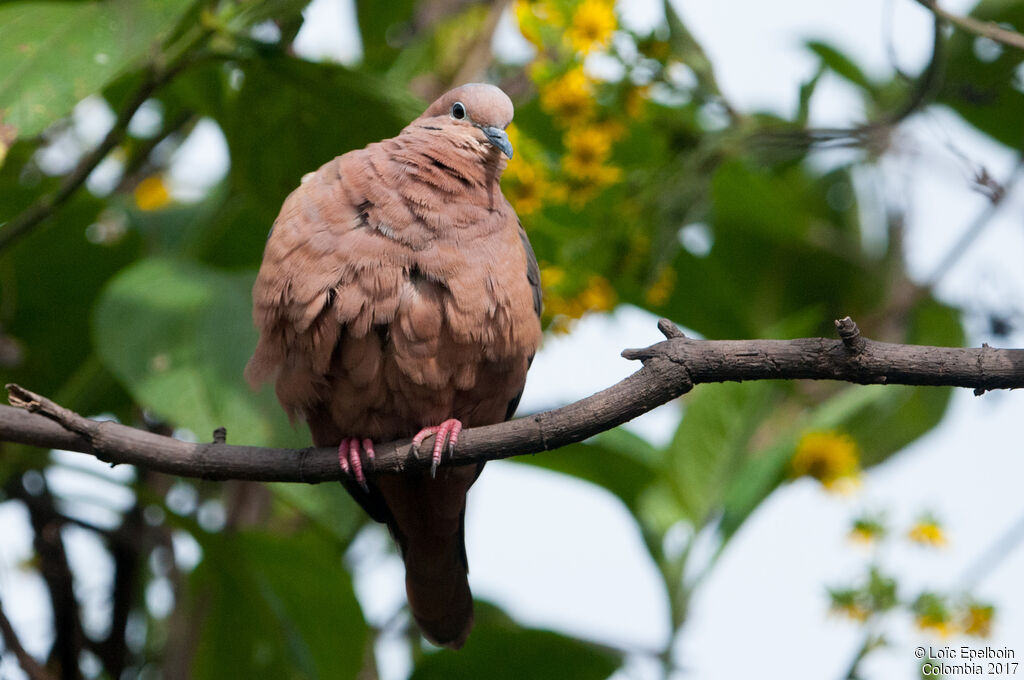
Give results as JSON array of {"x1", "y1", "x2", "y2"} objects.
[{"x1": 245, "y1": 83, "x2": 543, "y2": 648}]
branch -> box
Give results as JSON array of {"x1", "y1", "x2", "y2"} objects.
[
  {"x1": 1, "y1": 318, "x2": 1023, "y2": 482},
  {"x1": 915, "y1": 0, "x2": 1024, "y2": 53},
  {"x1": 0, "y1": 597, "x2": 55, "y2": 680},
  {"x1": 0, "y1": 31, "x2": 209, "y2": 253},
  {"x1": 752, "y1": 12, "x2": 942, "y2": 151}
]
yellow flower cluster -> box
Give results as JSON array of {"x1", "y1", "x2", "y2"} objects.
[
  {"x1": 913, "y1": 598, "x2": 995, "y2": 638},
  {"x1": 644, "y1": 265, "x2": 677, "y2": 306},
  {"x1": 962, "y1": 603, "x2": 995, "y2": 637},
  {"x1": 790, "y1": 430, "x2": 861, "y2": 493},
  {"x1": 502, "y1": 125, "x2": 554, "y2": 216},
  {"x1": 566, "y1": 0, "x2": 616, "y2": 54},
  {"x1": 540, "y1": 66, "x2": 595, "y2": 122},
  {"x1": 908, "y1": 516, "x2": 947, "y2": 547},
  {"x1": 541, "y1": 265, "x2": 617, "y2": 332},
  {"x1": 134, "y1": 175, "x2": 172, "y2": 211}
]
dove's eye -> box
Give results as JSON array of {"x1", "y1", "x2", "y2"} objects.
[{"x1": 451, "y1": 102, "x2": 466, "y2": 120}]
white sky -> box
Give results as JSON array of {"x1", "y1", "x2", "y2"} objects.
[{"x1": 4, "y1": 1, "x2": 1024, "y2": 679}]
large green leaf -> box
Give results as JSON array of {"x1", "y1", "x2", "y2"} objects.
[
  {"x1": 0, "y1": 0, "x2": 195, "y2": 140},
  {"x1": 218, "y1": 54, "x2": 420, "y2": 218},
  {"x1": 92, "y1": 257, "x2": 299, "y2": 446},
  {"x1": 189, "y1": 530, "x2": 366, "y2": 679},
  {"x1": 667, "y1": 381, "x2": 776, "y2": 523},
  {"x1": 410, "y1": 602, "x2": 620, "y2": 680},
  {"x1": 0, "y1": 140, "x2": 138, "y2": 415},
  {"x1": 939, "y1": 0, "x2": 1024, "y2": 149}
]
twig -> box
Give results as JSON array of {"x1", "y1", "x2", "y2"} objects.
[
  {"x1": 752, "y1": 12, "x2": 942, "y2": 151},
  {"x1": 1, "y1": 318, "x2": 1022, "y2": 482},
  {"x1": 0, "y1": 43, "x2": 205, "y2": 253},
  {"x1": 0, "y1": 598, "x2": 55, "y2": 680},
  {"x1": 915, "y1": 0, "x2": 1024, "y2": 53},
  {"x1": 923, "y1": 154, "x2": 1024, "y2": 288}
]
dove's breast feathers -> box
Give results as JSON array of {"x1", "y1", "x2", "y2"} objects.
[{"x1": 246, "y1": 128, "x2": 541, "y2": 443}]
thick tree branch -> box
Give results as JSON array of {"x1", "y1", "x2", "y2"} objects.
[{"x1": 1, "y1": 318, "x2": 1022, "y2": 482}]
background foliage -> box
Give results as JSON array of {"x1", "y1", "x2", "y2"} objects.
[{"x1": 0, "y1": 0, "x2": 1019, "y2": 678}]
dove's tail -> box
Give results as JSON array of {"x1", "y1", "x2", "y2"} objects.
[
  {"x1": 402, "y1": 515, "x2": 474, "y2": 649},
  {"x1": 373, "y1": 464, "x2": 481, "y2": 649}
]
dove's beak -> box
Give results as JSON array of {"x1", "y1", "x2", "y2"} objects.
[{"x1": 481, "y1": 126, "x2": 513, "y2": 159}]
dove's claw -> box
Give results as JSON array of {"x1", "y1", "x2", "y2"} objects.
[
  {"x1": 337, "y1": 437, "x2": 373, "y2": 491},
  {"x1": 411, "y1": 419, "x2": 463, "y2": 478}
]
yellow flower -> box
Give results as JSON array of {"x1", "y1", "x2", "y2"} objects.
[
  {"x1": 916, "y1": 615, "x2": 956, "y2": 637},
  {"x1": 540, "y1": 67, "x2": 594, "y2": 122},
  {"x1": 502, "y1": 125, "x2": 554, "y2": 215},
  {"x1": 645, "y1": 265, "x2": 676, "y2": 306},
  {"x1": 849, "y1": 516, "x2": 885, "y2": 545},
  {"x1": 578, "y1": 274, "x2": 616, "y2": 312},
  {"x1": 540, "y1": 264, "x2": 565, "y2": 288},
  {"x1": 908, "y1": 517, "x2": 947, "y2": 547},
  {"x1": 134, "y1": 175, "x2": 172, "y2": 211},
  {"x1": 832, "y1": 600, "x2": 871, "y2": 622},
  {"x1": 961, "y1": 603, "x2": 995, "y2": 638},
  {"x1": 566, "y1": 0, "x2": 617, "y2": 54},
  {"x1": 790, "y1": 430, "x2": 861, "y2": 492},
  {"x1": 914, "y1": 593, "x2": 954, "y2": 636},
  {"x1": 542, "y1": 272, "x2": 617, "y2": 332},
  {"x1": 503, "y1": 160, "x2": 547, "y2": 215}
]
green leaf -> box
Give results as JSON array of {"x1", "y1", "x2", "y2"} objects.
[
  {"x1": 220, "y1": 54, "x2": 420, "y2": 218},
  {"x1": 92, "y1": 257, "x2": 299, "y2": 446},
  {"x1": 270, "y1": 482, "x2": 365, "y2": 544},
  {"x1": 410, "y1": 602, "x2": 620, "y2": 680},
  {"x1": 189, "y1": 530, "x2": 366, "y2": 679},
  {"x1": 0, "y1": 146, "x2": 139, "y2": 414},
  {"x1": 0, "y1": 0, "x2": 195, "y2": 140},
  {"x1": 938, "y1": 0, "x2": 1024, "y2": 148},
  {"x1": 718, "y1": 384, "x2": 894, "y2": 538},
  {"x1": 356, "y1": 0, "x2": 418, "y2": 70},
  {"x1": 667, "y1": 381, "x2": 775, "y2": 523},
  {"x1": 805, "y1": 41, "x2": 876, "y2": 92}
]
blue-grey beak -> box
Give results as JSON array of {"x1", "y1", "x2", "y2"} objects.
[{"x1": 481, "y1": 126, "x2": 513, "y2": 159}]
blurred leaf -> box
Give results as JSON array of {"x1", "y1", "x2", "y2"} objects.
[
  {"x1": 939, "y1": 0, "x2": 1024, "y2": 148},
  {"x1": 668, "y1": 381, "x2": 775, "y2": 523},
  {"x1": 270, "y1": 482, "x2": 365, "y2": 543},
  {"x1": 0, "y1": 150, "x2": 139, "y2": 414},
  {"x1": 356, "y1": 0, "x2": 417, "y2": 70},
  {"x1": 517, "y1": 427, "x2": 661, "y2": 511},
  {"x1": 220, "y1": 54, "x2": 420, "y2": 217},
  {"x1": 410, "y1": 601, "x2": 620, "y2": 680},
  {"x1": 189, "y1": 530, "x2": 366, "y2": 679},
  {"x1": 841, "y1": 297, "x2": 962, "y2": 465},
  {"x1": 92, "y1": 257, "x2": 301, "y2": 446},
  {"x1": 0, "y1": 0, "x2": 195, "y2": 140},
  {"x1": 718, "y1": 384, "x2": 895, "y2": 538},
  {"x1": 805, "y1": 41, "x2": 876, "y2": 92}
]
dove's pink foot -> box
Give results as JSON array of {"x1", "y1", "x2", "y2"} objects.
[
  {"x1": 338, "y1": 437, "x2": 376, "y2": 491},
  {"x1": 410, "y1": 419, "x2": 463, "y2": 478}
]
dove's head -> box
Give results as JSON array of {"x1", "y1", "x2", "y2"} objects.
[{"x1": 418, "y1": 83, "x2": 515, "y2": 159}]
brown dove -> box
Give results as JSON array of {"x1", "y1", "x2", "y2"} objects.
[{"x1": 245, "y1": 83, "x2": 542, "y2": 648}]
